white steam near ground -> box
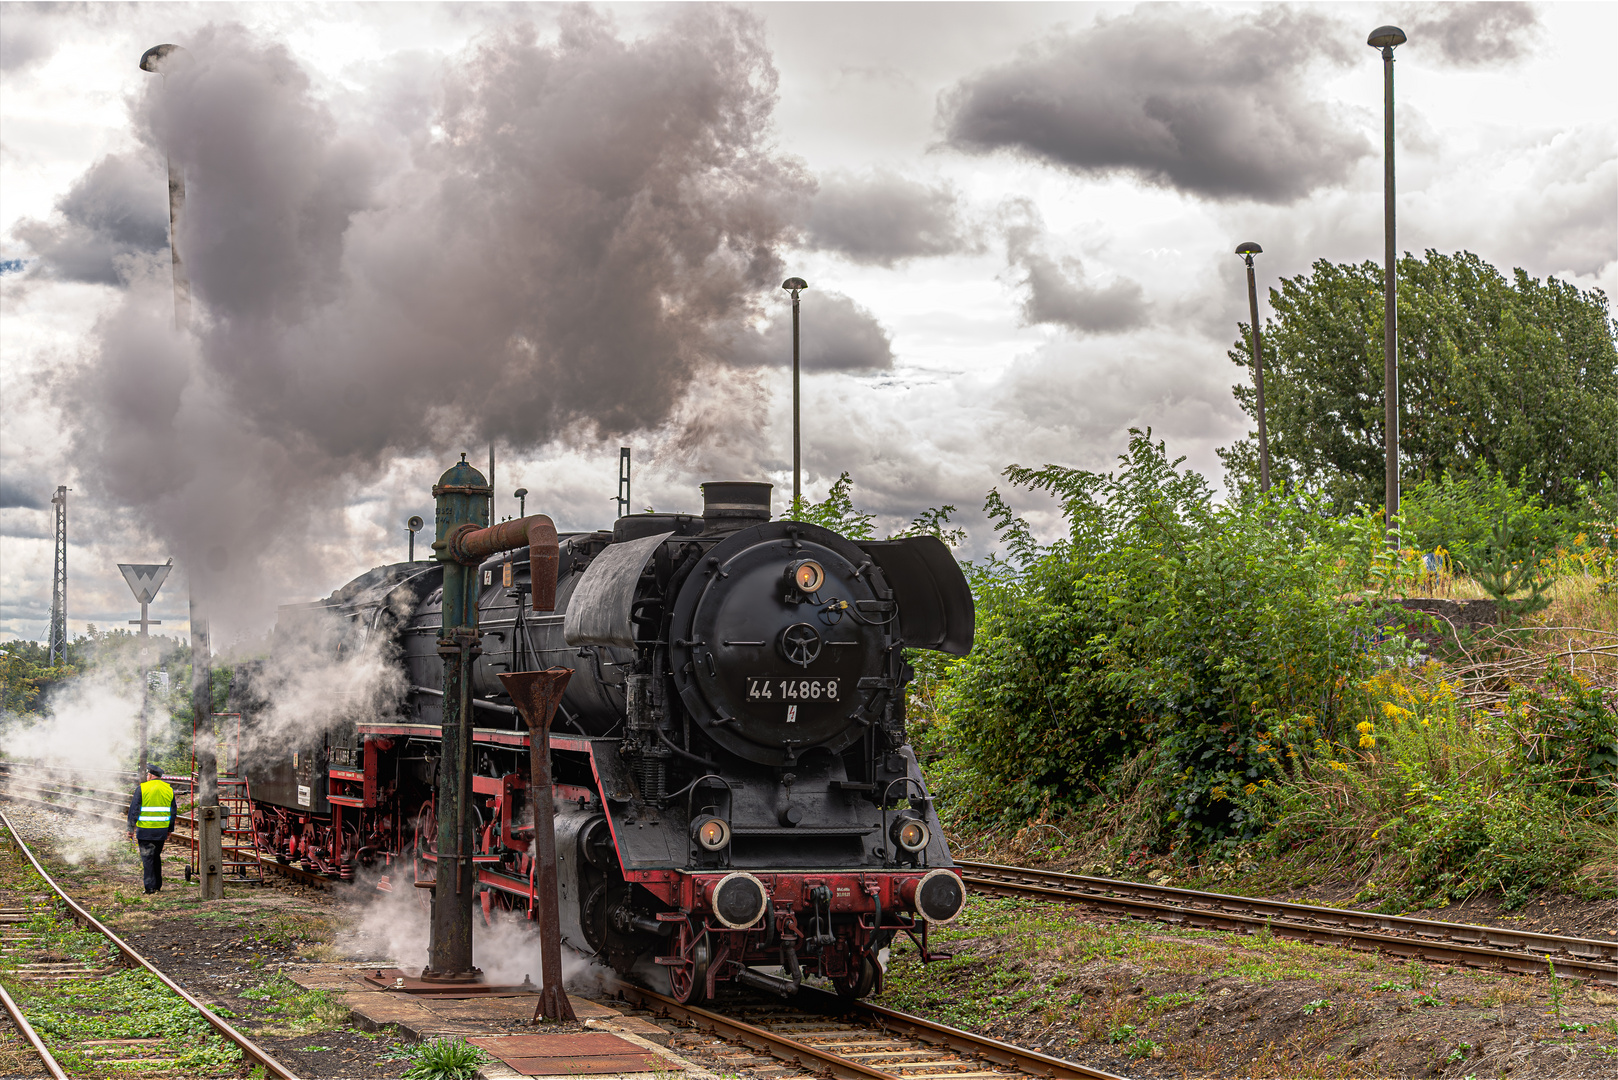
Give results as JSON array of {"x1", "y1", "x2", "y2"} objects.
[
  {"x1": 340, "y1": 861, "x2": 615, "y2": 992},
  {"x1": 0, "y1": 651, "x2": 159, "y2": 863}
]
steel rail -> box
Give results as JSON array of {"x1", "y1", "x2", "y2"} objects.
[
  {"x1": 0, "y1": 978, "x2": 69, "y2": 1080},
  {"x1": 848, "y1": 995, "x2": 1131, "y2": 1080},
  {"x1": 956, "y1": 860, "x2": 1618, "y2": 985},
  {"x1": 0, "y1": 805, "x2": 304, "y2": 1080},
  {"x1": 614, "y1": 979, "x2": 1130, "y2": 1080}
]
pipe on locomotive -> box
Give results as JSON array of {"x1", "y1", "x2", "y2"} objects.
[{"x1": 423, "y1": 454, "x2": 559, "y2": 982}]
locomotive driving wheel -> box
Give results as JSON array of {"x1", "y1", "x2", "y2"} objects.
[
  {"x1": 834, "y1": 953, "x2": 878, "y2": 999},
  {"x1": 665, "y1": 922, "x2": 711, "y2": 1005},
  {"x1": 411, "y1": 800, "x2": 436, "y2": 910}
]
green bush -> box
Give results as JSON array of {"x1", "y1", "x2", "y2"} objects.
[{"x1": 935, "y1": 430, "x2": 1388, "y2": 851}]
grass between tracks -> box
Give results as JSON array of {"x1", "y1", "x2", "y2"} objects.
[
  {"x1": 0, "y1": 835, "x2": 244, "y2": 1077},
  {"x1": 879, "y1": 893, "x2": 1618, "y2": 1078}
]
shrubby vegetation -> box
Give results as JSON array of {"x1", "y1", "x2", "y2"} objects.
[{"x1": 876, "y1": 429, "x2": 1617, "y2": 908}]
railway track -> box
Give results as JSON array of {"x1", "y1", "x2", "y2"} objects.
[
  {"x1": 956, "y1": 859, "x2": 1618, "y2": 986},
  {"x1": 615, "y1": 980, "x2": 1131, "y2": 1080},
  {"x1": 0, "y1": 805, "x2": 302, "y2": 1079},
  {"x1": 0, "y1": 761, "x2": 335, "y2": 891}
]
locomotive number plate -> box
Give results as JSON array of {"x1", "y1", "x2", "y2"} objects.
[{"x1": 747, "y1": 676, "x2": 840, "y2": 703}]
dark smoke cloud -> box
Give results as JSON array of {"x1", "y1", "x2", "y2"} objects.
[
  {"x1": 1002, "y1": 202, "x2": 1147, "y2": 334},
  {"x1": 725, "y1": 290, "x2": 894, "y2": 372},
  {"x1": 11, "y1": 152, "x2": 171, "y2": 284},
  {"x1": 939, "y1": 6, "x2": 1367, "y2": 204},
  {"x1": 0, "y1": 479, "x2": 45, "y2": 510},
  {"x1": 50, "y1": 9, "x2": 813, "y2": 628},
  {"x1": 1410, "y1": 3, "x2": 1540, "y2": 66},
  {"x1": 805, "y1": 169, "x2": 974, "y2": 266}
]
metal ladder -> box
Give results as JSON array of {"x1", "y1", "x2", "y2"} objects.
[{"x1": 215, "y1": 776, "x2": 265, "y2": 886}]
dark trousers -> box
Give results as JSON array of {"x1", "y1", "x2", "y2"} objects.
[{"x1": 136, "y1": 829, "x2": 169, "y2": 893}]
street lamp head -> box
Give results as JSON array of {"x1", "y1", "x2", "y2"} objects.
[
  {"x1": 513, "y1": 488, "x2": 528, "y2": 500},
  {"x1": 1367, "y1": 25, "x2": 1407, "y2": 50},
  {"x1": 1235, "y1": 242, "x2": 1263, "y2": 256},
  {"x1": 139, "y1": 43, "x2": 188, "y2": 73},
  {"x1": 781, "y1": 277, "x2": 808, "y2": 294}
]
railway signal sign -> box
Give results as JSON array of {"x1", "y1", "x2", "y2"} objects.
[{"x1": 119, "y1": 561, "x2": 171, "y2": 634}]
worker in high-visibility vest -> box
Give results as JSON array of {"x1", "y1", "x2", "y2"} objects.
[{"x1": 126, "y1": 763, "x2": 177, "y2": 894}]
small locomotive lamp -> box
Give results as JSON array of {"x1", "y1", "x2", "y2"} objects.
[
  {"x1": 788, "y1": 559, "x2": 824, "y2": 594},
  {"x1": 692, "y1": 815, "x2": 731, "y2": 852}
]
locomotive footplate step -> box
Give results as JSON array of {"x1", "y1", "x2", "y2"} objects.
[
  {"x1": 470, "y1": 1033, "x2": 663, "y2": 1076},
  {"x1": 362, "y1": 966, "x2": 539, "y2": 996}
]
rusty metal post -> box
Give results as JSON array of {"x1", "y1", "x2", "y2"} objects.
[{"x1": 499, "y1": 669, "x2": 577, "y2": 1023}]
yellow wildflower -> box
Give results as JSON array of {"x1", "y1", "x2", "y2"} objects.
[
  {"x1": 1359, "y1": 734, "x2": 1376, "y2": 749},
  {"x1": 1243, "y1": 783, "x2": 1258, "y2": 796},
  {"x1": 1210, "y1": 786, "x2": 1228, "y2": 802},
  {"x1": 1357, "y1": 721, "x2": 1375, "y2": 735}
]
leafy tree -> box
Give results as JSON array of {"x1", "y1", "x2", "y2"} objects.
[
  {"x1": 790, "y1": 473, "x2": 876, "y2": 539},
  {"x1": 0, "y1": 641, "x2": 76, "y2": 716},
  {"x1": 1221, "y1": 250, "x2": 1618, "y2": 511}
]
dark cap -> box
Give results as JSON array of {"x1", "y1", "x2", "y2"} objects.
[{"x1": 147, "y1": 763, "x2": 165, "y2": 776}]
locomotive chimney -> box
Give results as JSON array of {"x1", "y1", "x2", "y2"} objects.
[{"x1": 701, "y1": 482, "x2": 772, "y2": 535}]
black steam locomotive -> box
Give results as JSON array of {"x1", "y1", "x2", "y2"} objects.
[{"x1": 244, "y1": 479, "x2": 972, "y2": 1001}]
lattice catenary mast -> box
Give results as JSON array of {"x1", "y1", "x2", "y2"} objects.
[{"x1": 47, "y1": 486, "x2": 68, "y2": 664}]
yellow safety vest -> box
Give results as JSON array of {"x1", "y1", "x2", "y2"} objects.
[{"x1": 137, "y1": 779, "x2": 175, "y2": 830}]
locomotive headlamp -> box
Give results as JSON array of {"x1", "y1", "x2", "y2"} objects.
[
  {"x1": 692, "y1": 815, "x2": 731, "y2": 851},
  {"x1": 789, "y1": 560, "x2": 825, "y2": 594},
  {"x1": 891, "y1": 812, "x2": 930, "y2": 853}
]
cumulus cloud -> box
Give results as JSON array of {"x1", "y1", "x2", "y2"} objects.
[
  {"x1": 805, "y1": 169, "x2": 974, "y2": 265},
  {"x1": 1505, "y1": 124, "x2": 1616, "y2": 279},
  {"x1": 11, "y1": 153, "x2": 171, "y2": 284},
  {"x1": 726, "y1": 290, "x2": 894, "y2": 372},
  {"x1": 44, "y1": 10, "x2": 813, "y2": 629},
  {"x1": 939, "y1": 6, "x2": 1367, "y2": 203},
  {"x1": 1001, "y1": 202, "x2": 1147, "y2": 334},
  {"x1": 1409, "y1": 2, "x2": 1541, "y2": 66},
  {"x1": 0, "y1": 10, "x2": 56, "y2": 73}
]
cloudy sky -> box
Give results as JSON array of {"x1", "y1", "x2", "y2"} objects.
[{"x1": 1, "y1": 1, "x2": 1613, "y2": 646}]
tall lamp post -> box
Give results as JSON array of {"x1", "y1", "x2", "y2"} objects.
[
  {"x1": 782, "y1": 277, "x2": 807, "y2": 513},
  {"x1": 1235, "y1": 242, "x2": 1271, "y2": 494},
  {"x1": 139, "y1": 44, "x2": 190, "y2": 330},
  {"x1": 142, "y1": 40, "x2": 220, "y2": 900},
  {"x1": 1369, "y1": 25, "x2": 1407, "y2": 544}
]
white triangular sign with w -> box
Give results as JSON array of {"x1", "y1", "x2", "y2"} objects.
[{"x1": 119, "y1": 562, "x2": 172, "y2": 605}]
